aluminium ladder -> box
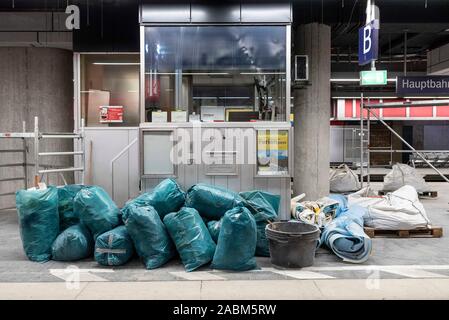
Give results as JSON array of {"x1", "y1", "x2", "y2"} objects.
[{"x1": 0, "y1": 117, "x2": 85, "y2": 211}]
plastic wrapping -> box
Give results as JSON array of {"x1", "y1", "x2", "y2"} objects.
[
  {"x1": 329, "y1": 164, "x2": 361, "y2": 193},
  {"x1": 211, "y1": 206, "x2": 257, "y2": 271},
  {"x1": 94, "y1": 226, "x2": 134, "y2": 266},
  {"x1": 74, "y1": 186, "x2": 120, "y2": 239},
  {"x1": 207, "y1": 220, "x2": 222, "y2": 243},
  {"x1": 122, "y1": 204, "x2": 175, "y2": 269},
  {"x1": 51, "y1": 224, "x2": 94, "y2": 261},
  {"x1": 185, "y1": 183, "x2": 245, "y2": 220},
  {"x1": 321, "y1": 203, "x2": 372, "y2": 264},
  {"x1": 16, "y1": 186, "x2": 60, "y2": 262},
  {"x1": 123, "y1": 179, "x2": 185, "y2": 219},
  {"x1": 58, "y1": 184, "x2": 85, "y2": 230},
  {"x1": 348, "y1": 185, "x2": 431, "y2": 230},
  {"x1": 163, "y1": 207, "x2": 216, "y2": 272},
  {"x1": 240, "y1": 190, "x2": 280, "y2": 257},
  {"x1": 383, "y1": 163, "x2": 430, "y2": 192}
]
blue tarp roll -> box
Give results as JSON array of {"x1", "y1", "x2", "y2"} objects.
[{"x1": 321, "y1": 200, "x2": 372, "y2": 264}]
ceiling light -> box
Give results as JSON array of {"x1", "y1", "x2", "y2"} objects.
[{"x1": 93, "y1": 62, "x2": 140, "y2": 65}]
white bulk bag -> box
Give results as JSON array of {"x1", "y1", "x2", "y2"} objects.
[
  {"x1": 383, "y1": 163, "x2": 429, "y2": 192},
  {"x1": 348, "y1": 185, "x2": 431, "y2": 230},
  {"x1": 329, "y1": 164, "x2": 361, "y2": 193}
]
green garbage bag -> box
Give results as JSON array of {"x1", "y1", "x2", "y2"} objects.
[
  {"x1": 123, "y1": 179, "x2": 185, "y2": 219},
  {"x1": 94, "y1": 226, "x2": 134, "y2": 266},
  {"x1": 122, "y1": 204, "x2": 175, "y2": 269},
  {"x1": 51, "y1": 224, "x2": 93, "y2": 261},
  {"x1": 163, "y1": 207, "x2": 216, "y2": 272},
  {"x1": 74, "y1": 186, "x2": 120, "y2": 239},
  {"x1": 185, "y1": 184, "x2": 245, "y2": 220},
  {"x1": 211, "y1": 206, "x2": 257, "y2": 271},
  {"x1": 58, "y1": 184, "x2": 85, "y2": 230},
  {"x1": 16, "y1": 186, "x2": 59, "y2": 262},
  {"x1": 207, "y1": 220, "x2": 222, "y2": 243},
  {"x1": 240, "y1": 190, "x2": 280, "y2": 257}
]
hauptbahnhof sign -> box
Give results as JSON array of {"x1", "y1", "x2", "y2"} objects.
[{"x1": 397, "y1": 76, "x2": 449, "y2": 96}]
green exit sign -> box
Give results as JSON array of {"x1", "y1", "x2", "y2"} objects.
[{"x1": 360, "y1": 70, "x2": 388, "y2": 86}]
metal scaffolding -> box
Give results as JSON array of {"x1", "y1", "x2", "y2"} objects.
[
  {"x1": 0, "y1": 117, "x2": 85, "y2": 211},
  {"x1": 360, "y1": 96, "x2": 449, "y2": 188}
]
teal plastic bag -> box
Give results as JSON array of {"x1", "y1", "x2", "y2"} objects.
[
  {"x1": 16, "y1": 186, "x2": 59, "y2": 262},
  {"x1": 240, "y1": 190, "x2": 280, "y2": 257},
  {"x1": 51, "y1": 224, "x2": 93, "y2": 261},
  {"x1": 207, "y1": 220, "x2": 222, "y2": 243},
  {"x1": 163, "y1": 207, "x2": 216, "y2": 272},
  {"x1": 122, "y1": 204, "x2": 175, "y2": 269},
  {"x1": 211, "y1": 206, "x2": 257, "y2": 271},
  {"x1": 74, "y1": 186, "x2": 120, "y2": 239},
  {"x1": 58, "y1": 184, "x2": 85, "y2": 230},
  {"x1": 94, "y1": 226, "x2": 134, "y2": 266},
  {"x1": 123, "y1": 179, "x2": 185, "y2": 219},
  {"x1": 185, "y1": 184, "x2": 245, "y2": 220}
]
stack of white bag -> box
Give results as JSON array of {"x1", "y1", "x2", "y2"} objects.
[
  {"x1": 383, "y1": 163, "x2": 430, "y2": 192},
  {"x1": 329, "y1": 164, "x2": 361, "y2": 193},
  {"x1": 348, "y1": 185, "x2": 431, "y2": 230}
]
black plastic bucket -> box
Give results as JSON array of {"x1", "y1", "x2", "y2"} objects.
[{"x1": 266, "y1": 221, "x2": 321, "y2": 268}]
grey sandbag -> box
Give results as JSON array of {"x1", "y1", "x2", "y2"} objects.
[
  {"x1": 185, "y1": 183, "x2": 245, "y2": 220},
  {"x1": 122, "y1": 203, "x2": 175, "y2": 269},
  {"x1": 58, "y1": 184, "x2": 85, "y2": 230},
  {"x1": 122, "y1": 178, "x2": 185, "y2": 219},
  {"x1": 207, "y1": 220, "x2": 222, "y2": 243},
  {"x1": 211, "y1": 206, "x2": 257, "y2": 271},
  {"x1": 16, "y1": 186, "x2": 60, "y2": 262},
  {"x1": 240, "y1": 190, "x2": 280, "y2": 257},
  {"x1": 74, "y1": 186, "x2": 120, "y2": 239},
  {"x1": 94, "y1": 225, "x2": 134, "y2": 266},
  {"x1": 163, "y1": 207, "x2": 216, "y2": 272},
  {"x1": 51, "y1": 224, "x2": 94, "y2": 261}
]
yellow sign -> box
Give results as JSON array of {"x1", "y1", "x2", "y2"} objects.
[{"x1": 257, "y1": 130, "x2": 288, "y2": 151}]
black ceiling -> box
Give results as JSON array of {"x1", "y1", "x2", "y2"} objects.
[{"x1": 1, "y1": 0, "x2": 449, "y2": 63}]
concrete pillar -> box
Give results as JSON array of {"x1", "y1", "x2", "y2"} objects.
[
  {"x1": 293, "y1": 23, "x2": 331, "y2": 200},
  {"x1": 0, "y1": 48, "x2": 73, "y2": 209}
]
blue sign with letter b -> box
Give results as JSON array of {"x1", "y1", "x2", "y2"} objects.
[{"x1": 359, "y1": 20, "x2": 379, "y2": 66}]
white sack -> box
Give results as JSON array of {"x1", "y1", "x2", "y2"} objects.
[
  {"x1": 383, "y1": 163, "x2": 429, "y2": 192},
  {"x1": 348, "y1": 185, "x2": 431, "y2": 230},
  {"x1": 329, "y1": 164, "x2": 361, "y2": 193}
]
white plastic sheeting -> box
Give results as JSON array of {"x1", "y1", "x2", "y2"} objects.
[
  {"x1": 329, "y1": 164, "x2": 361, "y2": 193},
  {"x1": 383, "y1": 163, "x2": 430, "y2": 192},
  {"x1": 348, "y1": 185, "x2": 431, "y2": 230}
]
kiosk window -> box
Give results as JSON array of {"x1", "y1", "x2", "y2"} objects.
[
  {"x1": 143, "y1": 26, "x2": 287, "y2": 123},
  {"x1": 80, "y1": 54, "x2": 140, "y2": 127}
]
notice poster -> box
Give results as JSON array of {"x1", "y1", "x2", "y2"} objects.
[
  {"x1": 257, "y1": 130, "x2": 289, "y2": 175},
  {"x1": 99, "y1": 106, "x2": 123, "y2": 123}
]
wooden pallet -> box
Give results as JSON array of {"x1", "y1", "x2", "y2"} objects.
[
  {"x1": 378, "y1": 190, "x2": 438, "y2": 198},
  {"x1": 364, "y1": 226, "x2": 443, "y2": 238}
]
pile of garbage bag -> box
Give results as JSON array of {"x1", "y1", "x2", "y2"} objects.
[
  {"x1": 211, "y1": 206, "x2": 257, "y2": 271},
  {"x1": 16, "y1": 185, "x2": 60, "y2": 262},
  {"x1": 122, "y1": 203, "x2": 175, "y2": 269},
  {"x1": 164, "y1": 207, "x2": 216, "y2": 272},
  {"x1": 16, "y1": 180, "x2": 281, "y2": 271},
  {"x1": 52, "y1": 224, "x2": 93, "y2": 261}
]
